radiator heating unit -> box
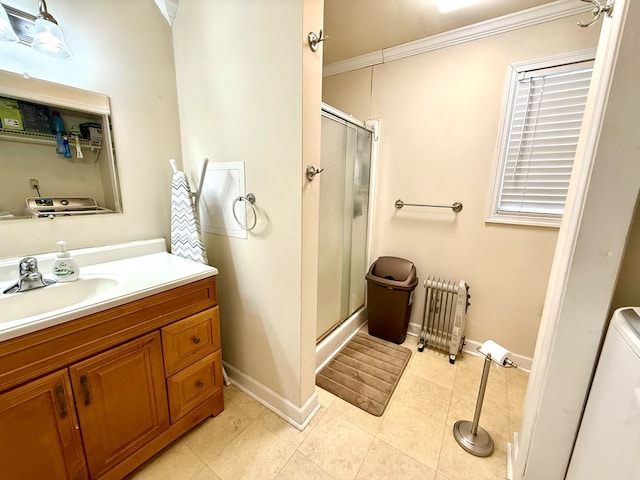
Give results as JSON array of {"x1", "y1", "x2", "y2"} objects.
[{"x1": 417, "y1": 277, "x2": 470, "y2": 364}]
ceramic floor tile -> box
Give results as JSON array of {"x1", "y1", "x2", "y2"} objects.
[
  {"x1": 376, "y1": 400, "x2": 446, "y2": 471},
  {"x1": 400, "y1": 334, "x2": 419, "y2": 349},
  {"x1": 392, "y1": 372, "x2": 452, "y2": 425},
  {"x1": 356, "y1": 437, "x2": 436, "y2": 480},
  {"x1": 509, "y1": 412, "x2": 522, "y2": 440},
  {"x1": 447, "y1": 414, "x2": 510, "y2": 449},
  {"x1": 448, "y1": 380, "x2": 509, "y2": 418},
  {"x1": 228, "y1": 389, "x2": 269, "y2": 419},
  {"x1": 453, "y1": 360, "x2": 507, "y2": 397},
  {"x1": 136, "y1": 350, "x2": 527, "y2": 480},
  {"x1": 447, "y1": 381, "x2": 510, "y2": 447},
  {"x1": 435, "y1": 473, "x2": 455, "y2": 480},
  {"x1": 223, "y1": 384, "x2": 242, "y2": 404},
  {"x1": 329, "y1": 395, "x2": 386, "y2": 435},
  {"x1": 506, "y1": 366, "x2": 529, "y2": 390},
  {"x1": 506, "y1": 369, "x2": 528, "y2": 439},
  {"x1": 254, "y1": 405, "x2": 325, "y2": 449},
  {"x1": 436, "y1": 428, "x2": 508, "y2": 480},
  {"x1": 298, "y1": 409, "x2": 374, "y2": 480},
  {"x1": 208, "y1": 424, "x2": 295, "y2": 480},
  {"x1": 193, "y1": 468, "x2": 223, "y2": 480},
  {"x1": 405, "y1": 348, "x2": 458, "y2": 390},
  {"x1": 182, "y1": 401, "x2": 254, "y2": 464},
  {"x1": 506, "y1": 368, "x2": 529, "y2": 411},
  {"x1": 316, "y1": 385, "x2": 337, "y2": 408},
  {"x1": 126, "y1": 440, "x2": 211, "y2": 480},
  {"x1": 275, "y1": 452, "x2": 336, "y2": 480}
]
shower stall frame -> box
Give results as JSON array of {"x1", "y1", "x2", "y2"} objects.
[{"x1": 315, "y1": 103, "x2": 380, "y2": 371}]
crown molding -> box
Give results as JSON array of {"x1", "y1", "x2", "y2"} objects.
[{"x1": 323, "y1": 0, "x2": 591, "y2": 77}]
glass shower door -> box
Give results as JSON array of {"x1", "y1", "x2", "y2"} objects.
[{"x1": 316, "y1": 109, "x2": 372, "y2": 341}]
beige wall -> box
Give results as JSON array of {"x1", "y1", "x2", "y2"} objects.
[
  {"x1": 0, "y1": 0, "x2": 322, "y2": 422},
  {"x1": 323, "y1": 15, "x2": 600, "y2": 357},
  {"x1": 173, "y1": 0, "x2": 321, "y2": 413},
  {"x1": 2, "y1": 142, "x2": 107, "y2": 214},
  {"x1": 0, "y1": 0, "x2": 180, "y2": 256},
  {"x1": 612, "y1": 199, "x2": 640, "y2": 310},
  {"x1": 301, "y1": 0, "x2": 325, "y2": 405}
]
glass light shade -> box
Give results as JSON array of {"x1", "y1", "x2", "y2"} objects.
[
  {"x1": 31, "y1": 17, "x2": 71, "y2": 58},
  {"x1": 0, "y1": 3, "x2": 19, "y2": 42}
]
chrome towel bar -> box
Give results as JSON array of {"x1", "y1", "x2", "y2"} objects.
[{"x1": 395, "y1": 199, "x2": 463, "y2": 213}]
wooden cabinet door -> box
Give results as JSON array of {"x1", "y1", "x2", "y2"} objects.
[
  {"x1": 0, "y1": 369, "x2": 88, "y2": 480},
  {"x1": 69, "y1": 332, "x2": 169, "y2": 479}
]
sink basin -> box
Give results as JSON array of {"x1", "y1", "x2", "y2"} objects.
[
  {"x1": 0, "y1": 241, "x2": 218, "y2": 342},
  {"x1": 0, "y1": 276, "x2": 121, "y2": 324}
]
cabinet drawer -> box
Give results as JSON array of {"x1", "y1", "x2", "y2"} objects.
[
  {"x1": 167, "y1": 350, "x2": 223, "y2": 423},
  {"x1": 161, "y1": 307, "x2": 220, "y2": 377}
]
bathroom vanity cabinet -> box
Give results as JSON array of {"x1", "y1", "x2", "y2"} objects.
[{"x1": 0, "y1": 276, "x2": 223, "y2": 480}]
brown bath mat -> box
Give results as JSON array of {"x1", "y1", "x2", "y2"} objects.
[{"x1": 316, "y1": 332, "x2": 412, "y2": 416}]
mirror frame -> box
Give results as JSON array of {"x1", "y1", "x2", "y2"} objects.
[{"x1": 0, "y1": 69, "x2": 122, "y2": 219}]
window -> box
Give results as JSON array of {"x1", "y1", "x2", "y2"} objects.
[{"x1": 487, "y1": 51, "x2": 595, "y2": 227}]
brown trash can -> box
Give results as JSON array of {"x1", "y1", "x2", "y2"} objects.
[{"x1": 366, "y1": 256, "x2": 418, "y2": 344}]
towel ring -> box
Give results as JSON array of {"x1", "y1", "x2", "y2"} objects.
[{"x1": 232, "y1": 193, "x2": 257, "y2": 231}]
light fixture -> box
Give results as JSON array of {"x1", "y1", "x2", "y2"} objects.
[
  {"x1": 31, "y1": 0, "x2": 71, "y2": 58},
  {"x1": 0, "y1": 0, "x2": 71, "y2": 57},
  {"x1": 0, "y1": 0, "x2": 19, "y2": 42}
]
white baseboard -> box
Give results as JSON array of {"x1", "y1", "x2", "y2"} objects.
[
  {"x1": 407, "y1": 322, "x2": 533, "y2": 371},
  {"x1": 507, "y1": 431, "x2": 519, "y2": 480},
  {"x1": 406, "y1": 321, "x2": 422, "y2": 338},
  {"x1": 315, "y1": 307, "x2": 368, "y2": 373},
  {"x1": 221, "y1": 309, "x2": 367, "y2": 432},
  {"x1": 222, "y1": 362, "x2": 320, "y2": 431}
]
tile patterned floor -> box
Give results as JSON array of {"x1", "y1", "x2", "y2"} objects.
[{"x1": 127, "y1": 337, "x2": 528, "y2": 480}]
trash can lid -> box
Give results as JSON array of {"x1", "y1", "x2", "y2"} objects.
[{"x1": 369, "y1": 256, "x2": 417, "y2": 284}]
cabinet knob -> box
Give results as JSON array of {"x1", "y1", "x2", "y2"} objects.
[
  {"x1": 192, "y1": 336, "x2": 201, "y2": 344},
  {"x1": 196, "y1": 381, "x2": 205, "y2": 389}
]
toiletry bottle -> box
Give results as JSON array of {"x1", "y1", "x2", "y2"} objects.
[
  {"x1": 52, "y1": 240, "x2": 80, "y2": 282},
  {"x1": 51, "y1": 111, "x2": 66, "y2": 155}
]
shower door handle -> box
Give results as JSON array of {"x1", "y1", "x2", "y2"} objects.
[{"x1": 306, "y1": 165, "x2": 324, "y2": 181}]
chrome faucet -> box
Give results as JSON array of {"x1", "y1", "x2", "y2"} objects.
[{"x1": 2, "y1": 257, "x2": 55, "y2": 294}]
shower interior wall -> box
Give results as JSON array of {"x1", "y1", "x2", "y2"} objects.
[{"x1": 322, "y1": 13, "x2": 601, "y2": 358}]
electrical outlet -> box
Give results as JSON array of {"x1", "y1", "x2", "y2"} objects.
[{"x1": 29, "y1": 178, "x2": 39, "y2": 190}]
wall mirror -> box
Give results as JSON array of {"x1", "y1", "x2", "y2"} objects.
[{"x1": 0, "y1": 69, "x2": 122, "y2": 220}]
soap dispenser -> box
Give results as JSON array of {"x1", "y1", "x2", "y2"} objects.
[{"x1": 52, "y1": 241, "x2": 80, "y2": 282}]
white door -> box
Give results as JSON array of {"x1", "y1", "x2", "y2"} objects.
[{"x1": 516, "y1": 0, "x2": 640, "y2": 478}]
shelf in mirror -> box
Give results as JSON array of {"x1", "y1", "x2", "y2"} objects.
[{"x1": 0, "y1": 129, "x2": 102, "y2": 161}]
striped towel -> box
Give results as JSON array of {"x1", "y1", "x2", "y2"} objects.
[{"x1": 170, "y1": 170, "x2": 208, "y2": 264}]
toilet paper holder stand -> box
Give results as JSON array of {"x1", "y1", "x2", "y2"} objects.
[{"x1": 453, "y1": 346, "x2": 517, "y2": 457}]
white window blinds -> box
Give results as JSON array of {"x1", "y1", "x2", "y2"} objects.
[{"x1": 496, "y1": 60, "x2": 594, "y2": 220}]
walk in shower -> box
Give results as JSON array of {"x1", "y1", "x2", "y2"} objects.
[{"x1": 316, "y1": 104, "x2": 374, "y2": 342}]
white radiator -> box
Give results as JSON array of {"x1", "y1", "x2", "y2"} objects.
[{"x1": 417, "y1": 277, "x2": 470, "y2": 364}]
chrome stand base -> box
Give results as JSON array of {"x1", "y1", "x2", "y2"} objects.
[{"x1": 453, "y1": 420, "x2": 494, "y2": 457}]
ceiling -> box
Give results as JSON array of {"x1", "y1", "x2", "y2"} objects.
[{"x1": 322, "y1": 0, "x2": 561, "y2": 64}]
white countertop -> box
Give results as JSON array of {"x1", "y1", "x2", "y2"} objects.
[{"x1": 0, "y1": 239, "x2": 218, "y2": 342}]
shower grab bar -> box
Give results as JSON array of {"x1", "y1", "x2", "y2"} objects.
[{"x1": 395, "y1": 199, "x2": 463, "y2": 213}]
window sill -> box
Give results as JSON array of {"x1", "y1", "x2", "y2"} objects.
[{"x1": 485, "y1": 214, "x2": 561, "y2": 229}]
